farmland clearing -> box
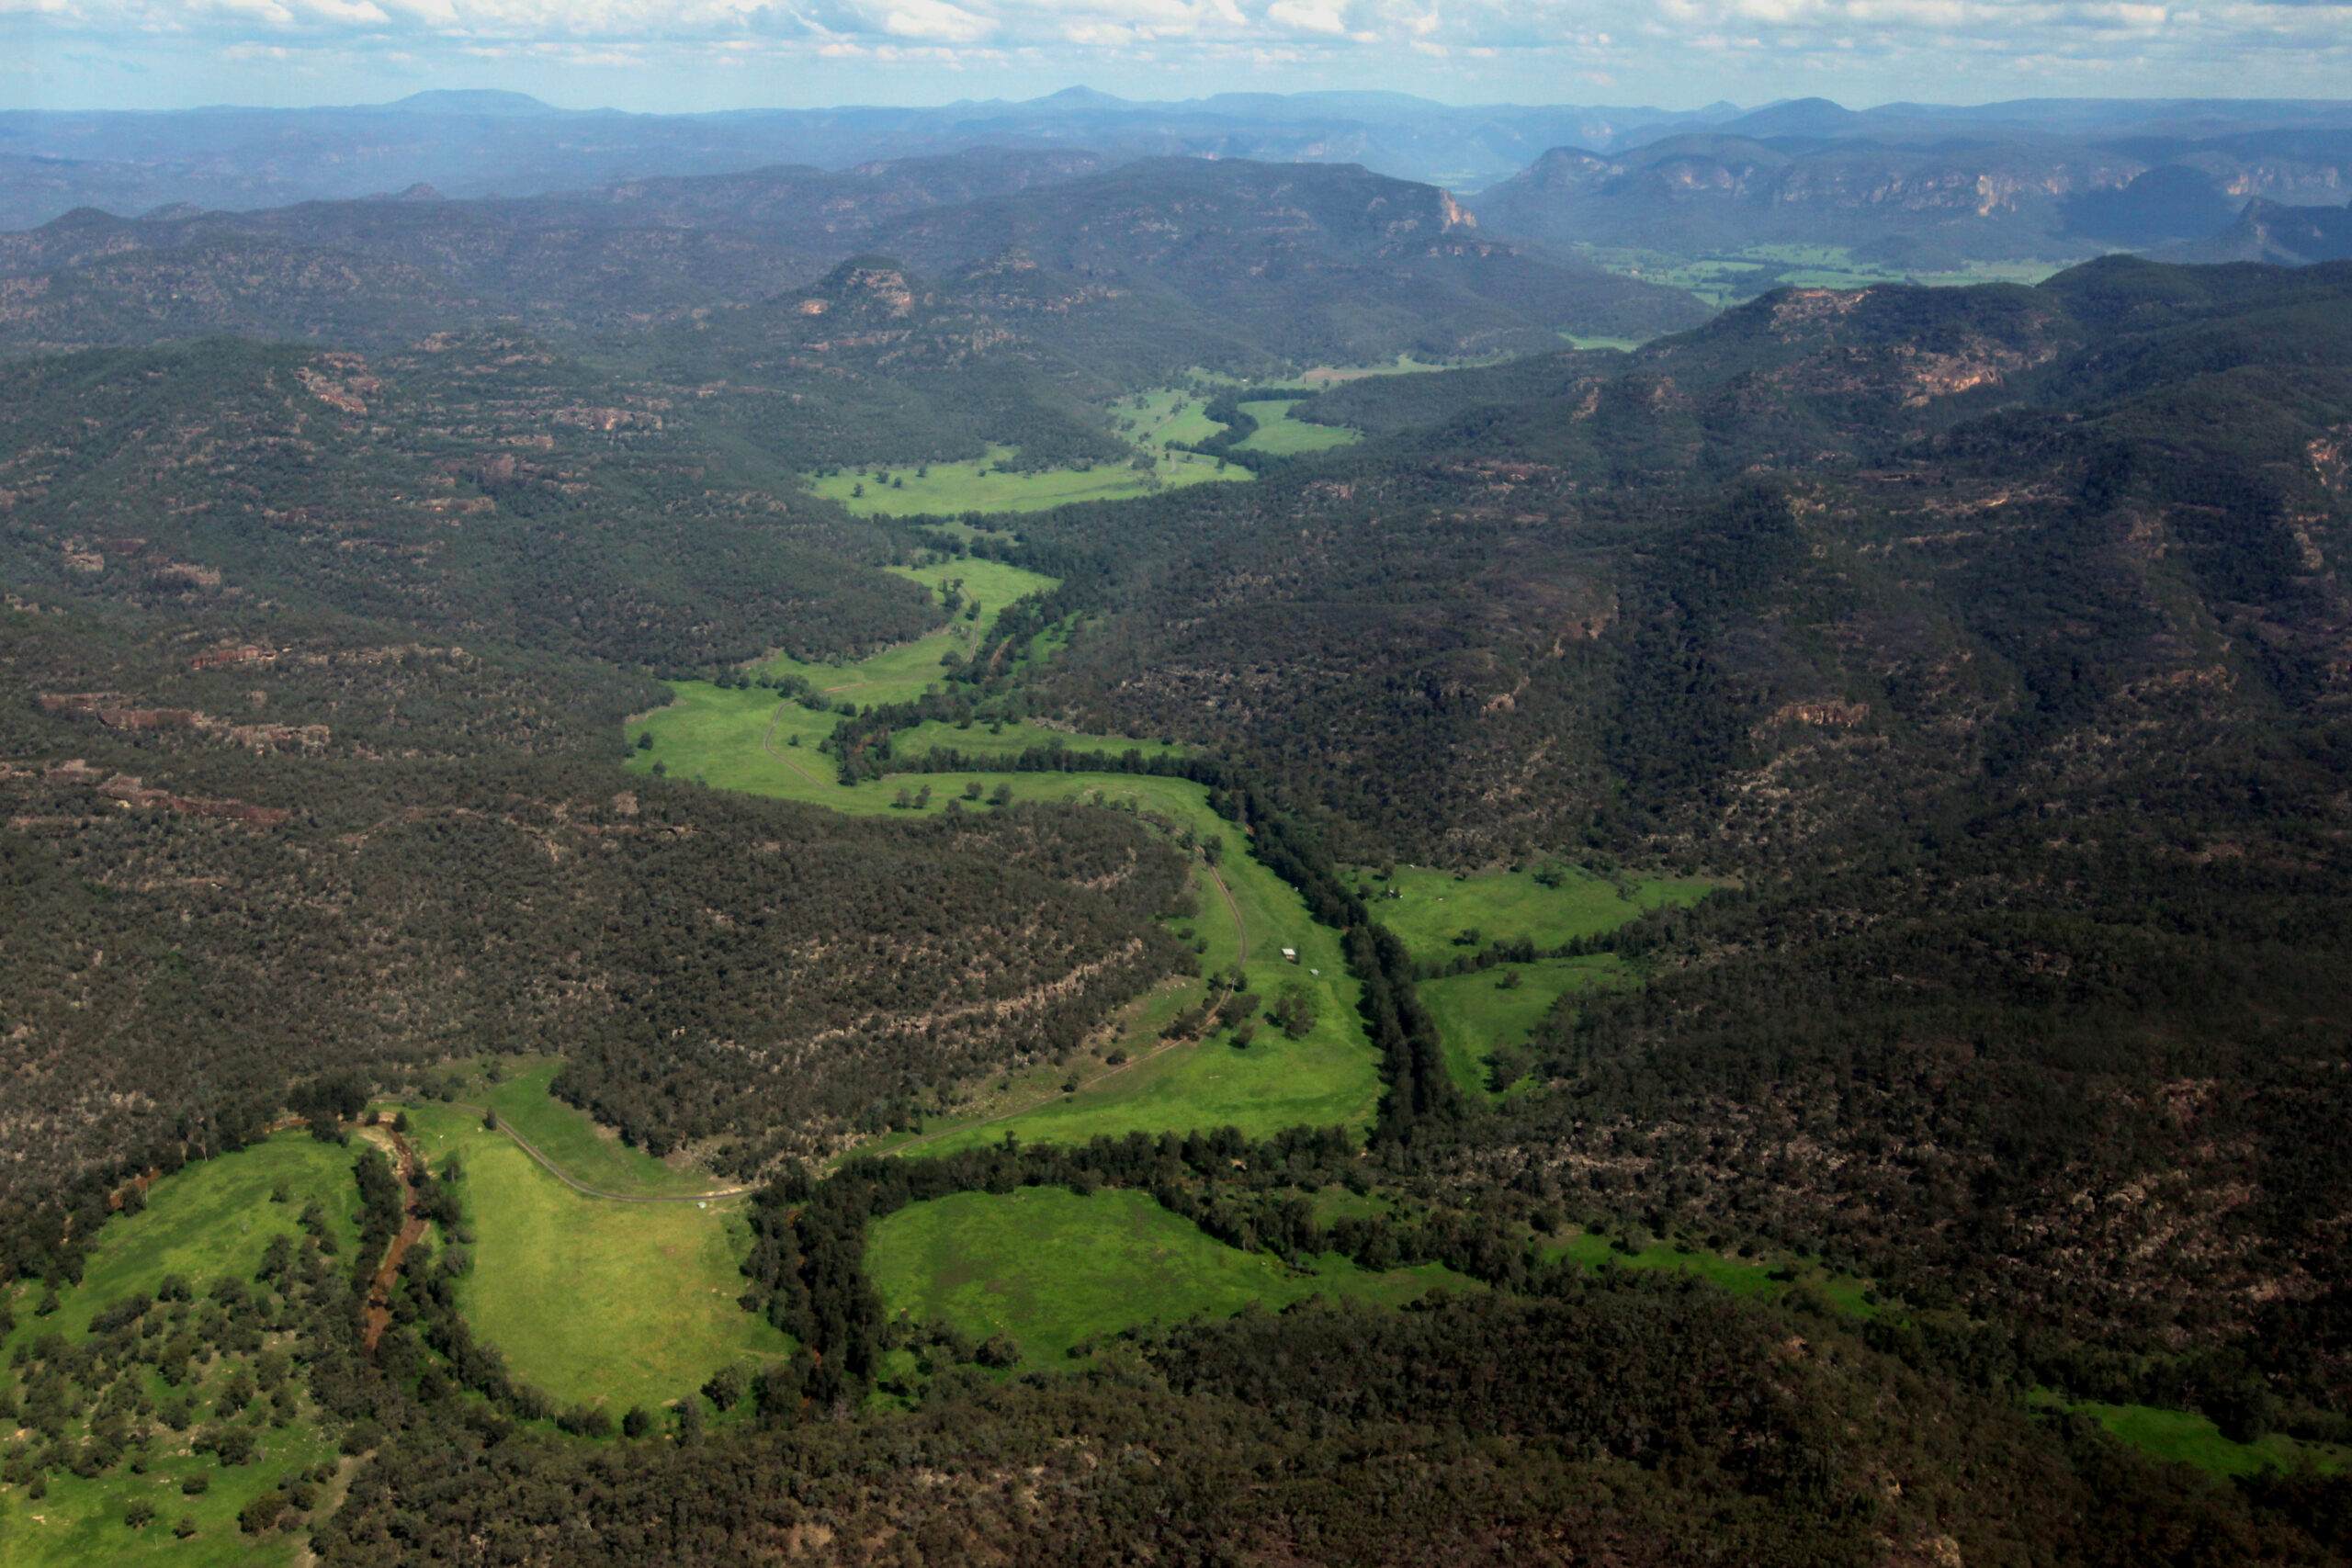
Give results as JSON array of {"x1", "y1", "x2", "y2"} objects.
[
  {"x1": 865, "y1": 1186, "x2": 1476, "y2": 1365},
  {"x1": 397, "y1": 1100, "x2": 790, "y2": 1414}
]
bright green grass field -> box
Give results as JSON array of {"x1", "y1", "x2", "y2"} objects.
[
  {"x1": 1118, "y1": 389, "x2": 1227, "y2": 448},
  {"x1": 1585, "y1": 243, "x2": 2075, "y2": 309},
  {"x1": 808, "y1": 444, "x2": 1240, "y2": 517},
  {"x1": 1296, "y1": 355, "x2": 1458, "y2": 383},
  {"x1": 481, "y1": 1061, "x2": 723, "y2": 1200},
  {"x1": 2032, "y1": 1397, "x2": 2348, "y2": 1478},
  {"x1": 866, "y1": 1187, "x2": 1474, "y2": 1362},
  {"x1": 401, "y1": 1105, "x2": 791, "y2": 1413},
  {"x1": 1372, "y1": 864, "x2": 1713, "y2": 962},
  {"x1": 0, "y1": 1134, "x2": 363, "y2": 1568},
  {"x1": 857, "y1": 773, "x2": 1384, "y2": 1157},
  {"x1": 1231, "y1": 399, "x2": 1362, "y2": 456},
  {"x1": 1417, "y1": 955, "x2": 1628, "y2": 1098},
  {"x1": 754, "y1": 559, "x2": 1060, "y2": 704},
  {"x1": 0, "y1": 1417, "x2": 344, "y2": 1568},
  {"x1": 628, "y1": 623, "x2": 1385, "y2": 1154},
  {"x1": 1544, "y1": 1230, "x2": 1877, "y2": 1319},
  {"x1": 630, "y1": 686, "x2": 1180, "y2": 801},
  {"x1": 7, "y1": 1137, "x2": 361, "y2": 1346}
]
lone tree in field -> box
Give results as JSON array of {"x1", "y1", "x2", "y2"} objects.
[
  {"x1": 989, "y1": 782, "x2": 1014, "y2": 807},
  {"x1": 1270, "y1": 981, "x2": 1318, "y2": 1040},
  {"x1": 239, "y1": 1493, "x2": 288, "y2": 1535},
  {"x1": 704, "y1": 1363, "x2": 748, "y2": 1413}
]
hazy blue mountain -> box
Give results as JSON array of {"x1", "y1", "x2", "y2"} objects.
[
  {"x1": 1468, "y1": 118, "x2": 2352, "y2": 264},
  {"x1": 0, "y1": 90, "x2": 1737, "y2": 229},
  {"x1": 2155, "y1": 196, "x2": 2352, "y2": 264}
]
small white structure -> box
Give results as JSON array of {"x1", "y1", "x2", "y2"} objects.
[{"x1": 1280, "y1": 947, "x2": 1298, "y2": 963}]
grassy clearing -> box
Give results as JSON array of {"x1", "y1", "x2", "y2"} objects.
[
  {"x1": 635, "y1": 661, "x2": 1385, "y2": 1154},
  {"x1": 2030, "y1": 1397, "x2": 2348, "y2": 1477},
  {"x1": 1544, "y1": 1229, "x2": 1880, "y2": 1318},
  {"x1": 809, "y1": 443, "x2": 1240, "y2": 517},
  {"x1": 0, "y1": 1417, "x2": 343, "y2": 1568},
  {"x1": 1232, "y1": 399, "x2": 1362, "y2": 456},
  {"x1": 759, "y1": 558, "x2": 1061, "y2": 701},
  {"x1": 1114, "y1": 389, "x2": 1227, "y2": 448},
  {"x1": 6, "y1": 1138, "x2": 361, "y2": 1347},
  {"x1": 629, "y1": 558, "x2": 1065, "y2": 787},
  {"x1": 1296, "y1": 355, "x2": 1458, "y2": 383},
  {"x1": 866, "y1": 1186, "x2": 1474, "y2": 1363},
  {"x1": 628, "y1": 577, "x2": 1383, "y2": 1155},
  {"x1": 1576, "y1": 243, "x2": 2077, "y2": 308},
  {"x1": 1418, "y1": 955, "x2": 1628, "y2": 1098},
  {"x1": 400, "y1": 1105, "x2": 790, "y2": 1413},
  {"x1": 854, "y1": 773, "x2": 1384, "y2": 1157},
  {"x1": 482, "y1": 1060, "x2": 720, "y2": 1199},
  {"x1": 0, "y1": 1134, "x2": 363, "y2": 1568},
  {"x1": 1556, "y1": 333, "x2": 1646, "y2": 353},
  {"x1": 630, "y1": 687, "x2": 1175, "y2": 803},
  {"x1": 1369, "y1": 863, "x2": 1713, "y2": 963}
]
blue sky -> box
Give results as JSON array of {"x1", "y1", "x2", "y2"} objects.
[{"x1": 5, "y1": 0, "x2": 2348, "y2": 111}]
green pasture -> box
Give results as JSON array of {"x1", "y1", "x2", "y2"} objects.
[
  {"x1": 855, "y1": 773, "x2": 1383, "y2": 1156},
  {"x1": 1557, "y1": 334, "x2": 1645, "y2": 353},
  {"x1": 0, "y1": 1134, "x2": 364, "y2": 1568},
  {"x1": 808, "y1": 443, "x2": 1240, "y2": 516},
  {"x1": 1577, "y1": 243, "x2": 2078, "y2": 308},
  {"x1": 1418, "y1": 955, "x2": 1627, "y2": 1098},
  {"x1": 1231, "y1": 399, "x2": 1362, "y2": 456},
  {"x1": 752, "y1": 558, "x2": 1059, "y2": 704},
  {"x1": 2032, "y1": 1396, "x2": 2347, "y2": 1478},
  {"x1": 629, "y1": 588, "x2": 1385, "y2": 1154},
  {"x1": 629, "y1": 685, "x2": 1178, "y2": 805},
  {"x1": 1370, "y1": 863, "x2": 1711, "y2": 963},
  {"x1": 1296, "y1": 355, "x2": 1457, "y2": 383},
  {"x1": 866, "y1": 1186, "x2": 1475, "y2": 1364},
  {"x1": 400, "y1": 1105, "x2": 790, "y2": 1413},
  {"x1": 0, "y1": 1416, "x2": 342, "y2": 1568},
  {"x1": 3, "y1": 1137, "x2": 360, "y2": 1348},
  {"x1": 1544, "y1": 1229, "x2": 1877, "y2": 1318},
  {"x1": 481, "y1": 1060, "x2": 720, "y2": 1199},
  {"x1": 1115, "y1": 389, "x2": 1227, "y2": 448}
]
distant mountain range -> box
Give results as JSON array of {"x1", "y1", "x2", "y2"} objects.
[
  {"x1": 6, "y1": 88, "x2": 2351, "y2": 240},
  {"x1": 2157, "y1": 196, "x2": 2352, "y2": 265},
  {"x1": 0, "y1": 88, "x2": 1744, "y2": 229},
  {"x1": 0, "y1": 151, "x2": 1708, "y2": 370},
  {"x1": 1466, "y1": 121, "x2": 2352, "y2": 265}
]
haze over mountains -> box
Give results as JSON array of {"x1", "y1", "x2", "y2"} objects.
[
  {"x1": 0, "y1": 152, "x2": 1705, "y2": 360},
  {"x1": 5, "y1": 89, "x2": 2350, "y2": 314}
]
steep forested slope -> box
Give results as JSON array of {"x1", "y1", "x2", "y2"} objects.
[
  {"x1": 0, "y1": 154, "x2": 1710, "y2": 360},
  {"x1": 913, "y1": 260, "x2": 2352, "y2": 1403}
]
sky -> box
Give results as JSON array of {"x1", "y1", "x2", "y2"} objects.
[{"x1": 4, "y1": 0, "x2": 2349, "y2": 113}]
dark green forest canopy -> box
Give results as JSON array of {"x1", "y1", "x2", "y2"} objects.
[{"x1": 2, "y1": 230, "x2": 2351, "y2": 1566}]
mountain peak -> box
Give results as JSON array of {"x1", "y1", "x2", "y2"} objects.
[
  {"x1": 378, "y1": 89, "x2": 560, "y2": 117},
  {"x1": 1026, "y1": 86, "x2": 1130, "y2": 111}
]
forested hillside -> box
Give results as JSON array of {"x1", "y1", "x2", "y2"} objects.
[
  {"x1": 0, "y1": 155, "x2": 1707, "y2": 357},
  {"x1": 890, "y1": 258, "x2": 2346, "y2": 1430},
  {"x1": 3, "y1": 143, "x2": 2351, "y2": 1566}
]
